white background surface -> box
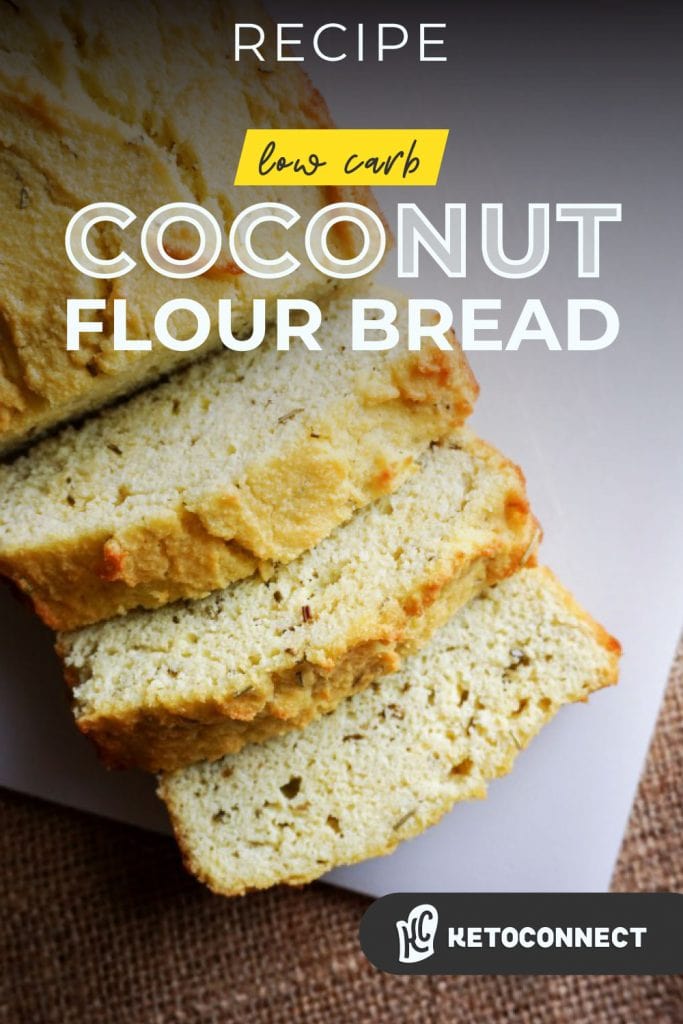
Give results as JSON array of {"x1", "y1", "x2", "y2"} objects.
[{"x1": 1, "y1": 5, "x2": 681, "y2": 896}]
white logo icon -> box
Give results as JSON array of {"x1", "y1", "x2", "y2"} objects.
[{"x1": 396, "y1": 904, "x2": 439, "y2": 963}]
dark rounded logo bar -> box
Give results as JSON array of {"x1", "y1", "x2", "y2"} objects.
[{"x1": 360, "y1": 893, "x2": 683, "y2": 975}]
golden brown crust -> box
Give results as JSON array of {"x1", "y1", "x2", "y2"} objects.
[
  {"x1": 1, "y1": 338, "x2": 477, "y2": 630},
  {"x1": 533, "y1": 565, "x2": 622, "y2": 673},
  {"x1": 72, "y1": 496, "x2": 539, "y2": 772},
  {"x1": 0, "y1": 1, "x2": 386, "y2": 455},
  {"x1": 160, "y1": 566, "x2": 620, "y2": 896}
]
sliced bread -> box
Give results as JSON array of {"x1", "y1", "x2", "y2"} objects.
[
  {"x1": 0, "y1": 0, "x2": 381, "y2": 453},
  {"x1": 0, "y1": 286, "x2": 477, "y2": 630},
  {"x1": 59, "y1": 432, "x2": 539, "y2": 772},
  {"x1": 159, "y1": 567, "x2": 620, "y2": 896}
]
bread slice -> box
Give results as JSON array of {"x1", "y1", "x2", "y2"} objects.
[
  {"x1": 0, "y1": 0, "x2": 382, "y2": 453},
  {"x1": 59, "y1": 432, "x2": 539, "y2": 772},
  {"x1": 0, "y1": 286, "x2": 477, "y2": 630},
  {"x1": 159, "y1": 567, "x2": 620, "y2": 896}
]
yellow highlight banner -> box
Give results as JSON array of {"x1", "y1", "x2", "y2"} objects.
[{"x1": 234, "y1": 129, "x2": 449, "y2": 186}]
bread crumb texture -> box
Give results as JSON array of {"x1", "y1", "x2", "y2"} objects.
[
  {"x1": 60, "y1": 432, "x2": 538, "y2": 771},
  {"x1": 0, "y1": 0, "x2": 379, "y2": 452},
  {"x1": 159, "y1": 567, "x2": 620, "y2": 896},
  {"x1": 0, "y1": 285, "x2": 477, "y2": 628}
]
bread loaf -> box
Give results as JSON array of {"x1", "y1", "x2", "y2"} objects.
[
  {"x1": 0, "y1": 286, "x2": 477, "y2": 629},
  {"x1": 159, "y1": 567, "x2": 620, "y2": 896},
  {"x1": 0, "y1": 0, "x2": 380, "y2": 452},
  {"x1": 59, "y1": 432, "x2": 539, "y2": 771}
]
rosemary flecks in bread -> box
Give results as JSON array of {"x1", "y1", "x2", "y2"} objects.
[
  {"x1": 59, "y1": 432, "x2": 538, "y2": 772},
  {"x1": 159, "y1": 567, "x2": 620, "y2": 896},
  {"x1": 0, "y1": 286, "x2": 477, "y2": 629}
]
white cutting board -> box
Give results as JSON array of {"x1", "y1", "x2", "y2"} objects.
[{"x1": 1, "y1": 7, "x2": 681, "y2": 895}]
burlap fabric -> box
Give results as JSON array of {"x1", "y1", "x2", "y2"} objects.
[{"x1": 0, "y1": 640, "x2": 680, "y2": 1023}]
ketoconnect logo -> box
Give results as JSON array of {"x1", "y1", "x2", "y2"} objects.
[
  {"x1": 396, "y1": 904, "x2": 439, "y2": 964},
  {"x1": 361, "y1": 893, "x2": 683, "y2": 976}
]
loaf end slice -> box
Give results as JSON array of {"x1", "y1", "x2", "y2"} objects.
[
  {"x1": 0, "y1": 0, "x2": 385, "y2": 453},
  {"x1": 159, "y1": 566, "x2": 620, "y2": 896},
  {"x1": 60, "y1": 432, "x2": 538, "y2": 771}
]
